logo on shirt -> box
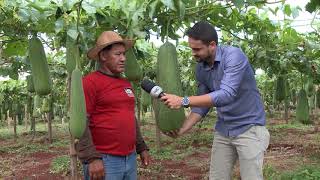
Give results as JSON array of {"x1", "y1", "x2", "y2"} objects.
[{"x1": 124, "y1": 88, "x2": 135, "y2": 97}]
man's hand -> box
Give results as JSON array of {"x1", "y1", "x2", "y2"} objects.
[
  {"x1": 88, "y1": 159, "x2": 105, "y2": 180},
  {"x1": 163, "y1": 113, "x2": 202, "y2": 139},
  {"x1": 163, "y1": 127, "x2": 189, "y2": 138},
  {"x1": 163, "y1": 129, "x2": 180, "y2": 138},
  {"x1": 160, "y1": 94, "x2": 183, "y2": 109},
  {"x1": 139, "y1": 150, "x2": 151, "y2": 166}
]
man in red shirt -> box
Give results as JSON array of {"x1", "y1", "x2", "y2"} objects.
[{"x1": 76, "y1": 31, "x2": 150, "y2": 180}]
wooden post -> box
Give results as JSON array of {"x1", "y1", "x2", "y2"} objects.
[
  {"x1": 13, "y1": 115, "x2": 17, "y2": 142},
  {"x1": 152, "y1": 99, "x2": 161, "y2": 152}
]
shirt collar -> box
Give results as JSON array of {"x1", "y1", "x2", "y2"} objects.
[
  {"x1": 200, "y1": 46, "x2": 221, "y2": 71},
  {"x1": 215, "y1": 46, "x2": 222, "y2": 63},
  {"x1": 98, "y1": 70, "x2": 121, "y2": 78}
]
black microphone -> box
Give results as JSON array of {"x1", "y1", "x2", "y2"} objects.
[{"x1": 141, "y1": 79, "x2": 165, "y2": 98}]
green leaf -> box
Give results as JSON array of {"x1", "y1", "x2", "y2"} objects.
[
  {"x1": 82, "y1": 1, "x2": 96, "y2": 15},
  {"x1": 9, "y1": 71, "x2": 19, "y2": 80},
  {"x1": 275, "y1": 7, "x2": 279, "y2": 14},
  {"x1": 0, "y1": 68, "x2": 10, "y2": 77},
  {"x1": 105, "y1": 0, "x2": 122, "y2": 10},
  {"x1": 29, "y1": 0, "x2": 54, "y2": 11},
  {"x1": 132, "y1": 28, "x2": 147, "y2": 39},
  {"x1": 284, "y1": 4, "x2": 292, "y2": 17},
  {"x1": 281, "y1": 27, "x2": 301, "y2": 48},
  {"x1": 259, "y1": 11, "x2": 269, "y2": 19},
  {"x1": 161, "y1": 0, "x2": 176, "y2": 11},
  {"x1": 305, "y1": 0, "x2": 318, "y2": 13},
  {"x1": 17, "y1": 9, "x2": 30, "y2": 23},
  {"x1": 178, "y1": 1, "x2": 185, "y2": 18},
  {"x1": 63, "y1": 0, "x2": 78, "y2": 11},
  {"x1": 291, "y1": 6, "x2": 300, "y2": 19},
  {"x1": 96, "y1": 8, "x2": 108, "y2": 17},
  {"x1": 131, "y1": 4, "x2": 144, "y2": 25},
  {"x1": 67, "y1": 24, "x2": 85, "y2": 42},
  {"x1": 233, "y1": 0, "x2": 245, "y2": 8},
  {"x1": 149, "y1": 0, "x2": 161, "y2": 19},
  {"x1": 256, "y1": 50, "x2": 266, "y2": 59},
  {"x1": 67, "y1": 29, "x2": 79, "y2": 40},
  {"x1": 305, "y1": 41, "x2": 320, "y2": 50},
  {"x1": 29, "y1": 8, "x2": 42, "y2": 23},
  {"x1": 27, "y1": 2, "x2": 44, "y2": 12},
  {"x1": 267, "y1": 7, "x2": 276, "y2": 15},
  {"x1": 91, "y1": 0, "x2": 110, "y2": 9},
  {"x1": 55, "y1": 18, "x2": 64, "y2": 34},
  {"x1": 3, "y1": 41, "x2": 28, "y2": 57}
]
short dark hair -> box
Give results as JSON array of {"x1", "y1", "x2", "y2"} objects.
[{"x1": 186, "y1": 21, "x2": 218, "y2": 45}]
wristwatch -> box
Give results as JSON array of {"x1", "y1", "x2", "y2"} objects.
[{"x1": 181, "y1": 96, "x2": 190, "y2": 108}]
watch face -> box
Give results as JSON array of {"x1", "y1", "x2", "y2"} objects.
[
  {"x1": 182, "y1": 97, "x2": 189, "y2": 107},
  {"x1": 183, "y1": 98, "x2": 187, "y2": 105}
]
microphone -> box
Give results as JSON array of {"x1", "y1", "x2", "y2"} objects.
[{"x1": 141, "y1": 79, "x2": 165, "y2": 98}]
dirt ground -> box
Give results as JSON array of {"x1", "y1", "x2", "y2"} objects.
[{"x1": 0, "y1": 118, "x2": 319, "y2": 180}]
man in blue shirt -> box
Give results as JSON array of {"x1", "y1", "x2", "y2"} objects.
[{"x1": 161, "y1": 21, "x2": 270, "y2": 180}]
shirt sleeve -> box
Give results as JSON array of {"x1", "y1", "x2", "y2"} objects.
[
  {"x1": 135, "y1": 117, "x2": 149, "y2": 154},
  {"x1": 209, "y1": 48, "x2": 248, "y2": 107},
  {"x1": 191, "y1": 65, "x2": 211, "y2": 117},
  {"x1": 75, "y1": 120, "x2": 102, "y2": 163}
]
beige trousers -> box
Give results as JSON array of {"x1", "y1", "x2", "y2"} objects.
[{"x1": 209, "y1": 126, "x2": 270, "y2": 180}]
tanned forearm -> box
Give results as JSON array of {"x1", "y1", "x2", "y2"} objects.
[
  {"x1": 189, "y1": 94, "x2": 214, "y2": 108},
  {"x1": 161, "y1": 94, "x2": 214, "y2": 109},
  {"x1": 179, "y1": 112, "x2": 202, "y2": 134}
]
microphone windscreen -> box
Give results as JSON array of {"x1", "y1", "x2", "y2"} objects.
[{"x1": 141, "y1": 79, "x2": 156, "y2": 93}]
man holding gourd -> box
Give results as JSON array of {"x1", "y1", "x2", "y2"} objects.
[
  {"x1": 161, "y1": 21, "x2": 270, "y2": 180},
  {"x1": 75, "y1": 31, "x2": 150, "y2": 180}
]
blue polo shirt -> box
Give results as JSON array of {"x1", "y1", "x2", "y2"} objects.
[{"x1": 191, "y1": 46, "x2": 266, "y2": 137}]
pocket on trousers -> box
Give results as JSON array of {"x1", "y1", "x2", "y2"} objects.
[
  {"x1": 237, "y1": 126, "x2": 269, "y2": 160},
  {"x1": 257, "y1": 126, "x2": 270, "y2": 151}
]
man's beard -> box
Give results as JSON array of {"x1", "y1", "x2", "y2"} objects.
[
  {"x1": 203, "y1": 55, "x2": 212, "y2": 63},
  {"x1": 195, "y1": 54, "x2": 212, "y2": 64},
  {"x1": 194, "y1": 56, "x2": 201, "y2": 62}
]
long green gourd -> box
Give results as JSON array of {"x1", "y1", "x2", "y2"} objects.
[
  {"x1": 296, "y1": 89, "x2": 310, "y2": 124},
  {"x1": 66, "y1": 35, "x2": 78, "y2": 74},
  {"x1": 156, "y1": 41, "x2": 185, "y2": 132},
  {"x1": 29, "y1": 36, "x2": 52, "y2": 95},
  {"x1": 69, "y1": 66, "x2": 87, "y2": 139},
  {"x1": 125, "y1": 48, "x2": 142, "y2": 82},
  {"x1": 26, "y1": 75, "x2": 35, "y2": 93},
  {"x1": 32, "y1": 95, "x2": 41, "y2": 118}
]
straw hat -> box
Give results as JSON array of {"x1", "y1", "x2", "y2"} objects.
[{"x1": 87, "y1": 31, "x2": 134, "y2": 60}]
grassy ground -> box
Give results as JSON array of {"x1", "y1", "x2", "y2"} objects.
[{"x1": 0, "y1": 112, "x2": 320, "y2": 179}]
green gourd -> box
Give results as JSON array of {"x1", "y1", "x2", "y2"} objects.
[
  {"x1": 29, "y1": 36, "x2": 52, "y2": 95},
  {"x1": 296, "y1": 89, "x2": 310, "y2": 124},
  {"x1": 66, "y1": 36, "x2": 78, "y2": 74},
  {"x1": 125, "y1": 48, "x2": 142, "y2": 82},
  {"x1": 69, "y1": 67, "x2": 87, "y2": 139},
  {"x1": 26, "y1": 75, "x2": 35, "y2": 93},
  {"x1": 155, "y1": 42, "x2": 185, "y2": 132},
  {"x1": 306, "y1": 78, "x2": 314, "y2": 97},
  {"x1": 42, "y1": 97, "x2": 50, "y2": 113},
  {"x1": 32, "y1": 95, "x2": 41, "y2": 118}
]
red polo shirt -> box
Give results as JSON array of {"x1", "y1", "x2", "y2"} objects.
[{"x1": 82, "y1": 71, "x2": 136, "y2": 156}]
